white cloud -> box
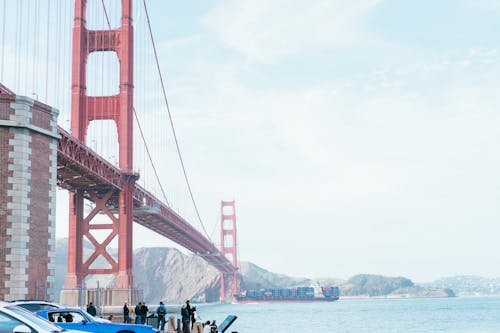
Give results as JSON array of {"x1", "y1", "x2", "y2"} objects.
[
  {"x1": 203, "y1": 0, "x2": 382, "y2": 62},
  {"x1": 462, "y1": 0, "x2": 500, "y2": 10},
  {"x1": 155, "y1": 46, "x2": 500, "y2": 279}
]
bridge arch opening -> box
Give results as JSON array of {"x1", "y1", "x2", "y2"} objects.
[{"x1": 86, "y1": 52, "x2": 120, "y2": 97}]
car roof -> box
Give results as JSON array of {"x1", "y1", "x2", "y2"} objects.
[
  {"x1": 38, "y1": 307, "x2": 83, "y2": 313},
  {"x1": 0, "y1": 301, "x2": 11, "y2": 308},
  {"x1": 10, "y1": 300, "x2": 60, "y2": 305}
]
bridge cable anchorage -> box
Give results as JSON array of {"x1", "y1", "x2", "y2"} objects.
[{"x1": 141, "y1": 0, "x2": 212, "y2": 243}]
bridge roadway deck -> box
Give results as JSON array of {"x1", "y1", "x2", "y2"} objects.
[{"x1": 56, "y1": 126, "x2": 236, "y2": 274}]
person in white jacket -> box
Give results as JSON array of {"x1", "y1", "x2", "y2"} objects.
[{"x1": 202, "y1": 320, "x2": 211, "y2": 333}]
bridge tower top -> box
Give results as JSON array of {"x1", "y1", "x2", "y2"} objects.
[{"x1": 71, "y1": 0, "x2": 134, "y2": 172}]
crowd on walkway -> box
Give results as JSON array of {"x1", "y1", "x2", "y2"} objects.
[{"x1": 118, "y1": 300, "x2": 217, "y2": 333}]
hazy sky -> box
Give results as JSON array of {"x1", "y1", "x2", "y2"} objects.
[
  {"x1": 2, "y1": 0, "x2": 500, "y2": 283},
  {"x1": 135, "y1": 0, "x2": 500, "y2": 282}
]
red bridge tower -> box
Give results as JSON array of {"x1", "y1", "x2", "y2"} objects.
[
  {"x1": 63, "y1": 0, "x2": 137, "y2": 304},
  {"x1": 220, "y1": 200, "x2": 240, "y2": 300}
]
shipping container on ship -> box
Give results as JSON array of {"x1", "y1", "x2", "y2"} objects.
[{"x1": 234, "y1": 285, "x2": 339, "y2": 303}]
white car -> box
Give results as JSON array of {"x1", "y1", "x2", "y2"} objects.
[
  {"x1": 8, "y1": 301, "x2": 111, "y2": 324},
  {"x1": 8, "y1": 300, "x2": 61, "y2": 312},
  {"x1": 0, "y1": 301, "x2": 87, "y2": 333}
]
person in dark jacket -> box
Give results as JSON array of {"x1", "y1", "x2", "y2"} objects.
[
  {"x1": 135, "y1": 302, "x2": 142, "y2": 324},
  {"x1": 190, "y1": 306, "x2": 197, "y2": 330},
  {"x1": 86, "y1": 302, "x2": 97, "y2": 316},
  {"x1": 157, "y1": 301, "x2": 167, "y2": 331},
  {"x1": 123, "y1": 302, "x2": 130, "y2": 323},
  {"x1": 140, "y1": 302, "x2": 148, "y2": 324},
  {"x1": 181, "y1": 302, "x2": 190, "y2": 333}
]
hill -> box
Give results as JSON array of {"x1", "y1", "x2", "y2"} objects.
[
  {"x1": 54, "y1": 240, "x2": 462, "y2": 302},
  {"x1": 339, "y1": 274, "x2": 455, "y2": 298},
  {"x1": 423, "y1": 275, "x2": 500, "y2": 296}
]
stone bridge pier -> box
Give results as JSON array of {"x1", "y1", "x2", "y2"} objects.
[{"x1": 0, "y1": 84, "x2": 59, "y2": 301}]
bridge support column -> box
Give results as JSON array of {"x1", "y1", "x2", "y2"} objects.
[
  {"x1": 220, "y1": 200, "x2": 240, "y2": 300},
  {"x1": 115, "y1": 180, "x2": 135, "y2": 289},
  {"x1": 0, "y1": 84, "x2": 59, "y2": 301}
]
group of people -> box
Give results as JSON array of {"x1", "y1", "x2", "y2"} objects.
[
  {"x1": 121, "y1": 300, "x2": 166, "y2": 329},
  {"x1": 120, "y1": 300, "x2": 217, "y2": 333},
  {"x1": 85, "y1": 299, "x2": 218, "y2": 332},
  {"x1": 181, "y1": 300, "x2": 216, "y2": 333}
]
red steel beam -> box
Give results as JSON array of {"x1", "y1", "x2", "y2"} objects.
[{"x1": 56, "y1": 126, "x2": 236, "y2": 274}]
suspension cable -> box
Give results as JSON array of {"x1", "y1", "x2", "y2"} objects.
[
  {"x1": 100, "y1": 1, "x2": 171, "y2": 207},
  {"x1": 141, "y1": 0, "x2": 212, "y2": 241},
  {"x1": 133, "y1": 107, "x2": 170, "y2": 206},
  {"x1": 100, "y1": 0, "x2": 111, "y2": 28}
]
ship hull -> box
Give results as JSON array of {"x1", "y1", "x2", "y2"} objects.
[{"x1": 234, "y1": 296, "x2": 339, "y2": 304}]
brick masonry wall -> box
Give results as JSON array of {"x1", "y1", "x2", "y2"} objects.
[
  {"x1": 0, "y1": 91, "x2": 59, "y2": 300},
  {"x1": 0, "y1": 126, "x2": 14, "y2": 297},
  {"x1": 28, "y1": 132, "x2": 51, "y2": 297}
]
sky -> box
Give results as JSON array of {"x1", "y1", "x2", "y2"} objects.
[{"x1": 2, "y1": 0, "x2": 500, "y2": 283}]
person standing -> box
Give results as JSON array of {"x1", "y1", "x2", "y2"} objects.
[
  {"x1": 123, "y1": 302, "x2": 130, "y2": 323},
  {"x1": 202, "y1": 321, "x2": 211, "y2": 333},
  {"x1": 156, "y1": 301, "x2": 167, "y2": 331},
  {"x1": 134, "y1": 302, "x2": 142, "y2": 324},
  {"x1": 140, "y1": 302, "x2": 149, "y2": 325},
  {"x1": 209, "y1": 320, "x2": 217, "y2": 333},
  {"x1": 190, "y1": 306, "x2": 198, "y2": 330},
  {"x1": 181, "y1": 302, "x2": 190, "y2": 333},
  {"x1": 86, "y1": 302, "x2": 97, "y2": 316}
]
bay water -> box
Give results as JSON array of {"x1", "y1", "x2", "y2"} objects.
[{"x1": 195, "y1": 296, "x2": 500, "y2": 333}]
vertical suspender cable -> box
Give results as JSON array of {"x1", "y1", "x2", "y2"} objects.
[
  {"x1": 56, "y1": 0, "x2": 62, "y2": 108},
  {"x1": 100, "y1": 0, "x2": 112, "y2": 159},
  {"x1": 45, "y1": 0, "x2": 51, "y2": 101},
  {"x1": 101, "y1": 0, "x2": 167, "y2": 201},
  {"x1": 32, "y1": 0, "x2": 39, "y2": 97},
  {"x1": 24, "y1": 0, "x2": 30, "y2": 95},
  {"x1": 100, "y1": 0, "x2": 105, "y2": 156},
  {"x1": 141, "y1": 0, "x2": 211, "y2": 241},
  {"x1": 133, "y1": 107, "x2": 170, "y2": 206},
  {"x1": 14, "y1": 1, "x2": 20, "y2": 91},
  {"x1": 18, "y1": 1, "x2": 24, "y2": 92},
  {"x1": 0, "y1": 0, "x2": 6, "y2": 81},
  {"x1": 62, "y1": 0, "x2": 69, "y2": 125}
]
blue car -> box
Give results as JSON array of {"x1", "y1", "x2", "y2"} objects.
[{"x1": 36, "y1": 308, "x2": 160, "y2": 333}]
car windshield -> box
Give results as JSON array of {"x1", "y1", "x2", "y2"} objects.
[
  {"x1": 6, "y1": 306, "x2": 65, "y2": 332},
  {"x1": 45, "y1": 309, "x2": 97, "y2": 324},
  {"x1": 78, "y1": 310, "x2": 96, "y2": 323}
]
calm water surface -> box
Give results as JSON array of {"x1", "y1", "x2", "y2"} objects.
[{"x1": 194, "y1": 297, "x2": 500, "y2": 333}]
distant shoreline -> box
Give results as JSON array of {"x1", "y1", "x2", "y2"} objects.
[{"x1": 339, "y1": 294, "x2": 454, "y2": 300}]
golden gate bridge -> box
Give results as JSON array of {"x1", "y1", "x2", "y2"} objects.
[{"x1": 0, "y1": 0, "x2": 239, "y2": 305}]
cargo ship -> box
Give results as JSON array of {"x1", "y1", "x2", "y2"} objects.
[{"x1": 234, "y1": 285, "x2": 339, "y2": 303}]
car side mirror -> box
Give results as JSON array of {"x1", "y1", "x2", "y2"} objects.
[
  {"x1": 13, "y1": 325, "x2": 31, "y2": 333},
  {"x1": 81, "y1": 320, "x2": 88, "y2": 325}
]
